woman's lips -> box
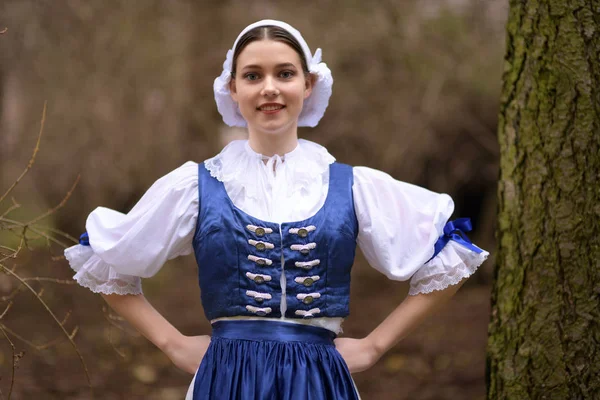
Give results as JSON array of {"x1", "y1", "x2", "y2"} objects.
[{"x1": 258, "y1": 104, "x2": 285, "y2": 114}]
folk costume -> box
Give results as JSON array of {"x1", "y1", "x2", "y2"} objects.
[{"x1": 65, "y1": 19, "x2": 489, "y2": 400}]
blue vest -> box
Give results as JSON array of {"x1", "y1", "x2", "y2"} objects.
[{"x1": 192, "y1": 162, "x2": 358, "y2": 321}]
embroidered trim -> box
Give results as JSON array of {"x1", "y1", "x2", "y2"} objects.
[
  {"x1": 245, "y1": 290, "x2": 273, "y2": 300},
  {"x1": 64, "y1": 245, "x2": 143, "y2": 295},
  {"x1": 409, "y1": 250, "x2": 489, "y2": 295},
  {"x1": 294, "y1": 260, "x2": 320, "y2": 270},
  {"x1": 246, "y1": 225, "x2": 273, "y2": 235},
  {"x1": 248, "y1": 239, "x2": 275, "y2": 250},
  {"x1": 203, "y1": 139, "x2": 335, "y2": 202},
  {"x1": 246, "y1": 305, "x2": 272, "y2": 315},
  {"x1": 295, "y1": 308, "x2": 321, "y2": 318},
  {"x1": 247, "y1": 255, "x2": 273, "y2": 266},
  {"x1": 294, "y1": 275, "x2": 321, "y2": 285},
  {"x1": 72, "y1": 270, "x2": 143, "y2": 295},
  {"x1": 245, "y1": 272, "x2": 272, "y2": 282}
]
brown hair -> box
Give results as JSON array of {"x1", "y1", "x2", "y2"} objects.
[{"x1": 231, "y1": 25, "x2": 309, "y2": 78}]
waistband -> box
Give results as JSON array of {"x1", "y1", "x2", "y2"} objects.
[{"x1": 211, "y1": 320, "x2": 337, "y2": 345}]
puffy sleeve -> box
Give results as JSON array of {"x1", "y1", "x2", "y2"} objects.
[
  {"x1": 352, "y1": 166, "x2": 489, "y2": 295},
  {"x1": 64, "y1": 161, "x2": 199, "y2": 295}
]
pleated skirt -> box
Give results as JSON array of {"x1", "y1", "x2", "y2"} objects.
[{"x1": 186, "y1": 320, "x2": 361, "y2": 400}]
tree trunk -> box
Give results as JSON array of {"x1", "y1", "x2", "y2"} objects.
[{"x1": 488, "y1": 1, "x2": 600, "y2": 399}]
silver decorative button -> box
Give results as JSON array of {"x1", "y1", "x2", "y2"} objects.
[
  {"x1": 255, "y1": 242, "x2": 266, "y2": 251},
  {"x1": 256, "y1": 310, "x2": 267, "y2": 316},
  {"x1": 256, "y1": 259, "x2": 266, "y2": 266},
  {"x1": 303, "y1": 296, "x2": 314, "y2": 305},
  {"x1": 300, "y1": 248, "x2": 310, "y2": 255},
  {"x1": 255, "y1": 227, "x2": 266, "y2": 237},
  {"x1": 298, "y1": 228, "x2": 308, "y2": 238},
  {"x1": 303, "y1": 278, "x2": 314, "y2": 287},
  {"x1": 254, "y1": 276, "x2": 265, "y2": 284}
]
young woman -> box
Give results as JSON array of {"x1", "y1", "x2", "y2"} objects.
[{"x1": 65, "y1": 19, "x2": 489, "y2": 400}]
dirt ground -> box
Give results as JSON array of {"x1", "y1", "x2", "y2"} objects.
[{"x1": 1, "y1": 250, "x2": 491, "y2": 400}]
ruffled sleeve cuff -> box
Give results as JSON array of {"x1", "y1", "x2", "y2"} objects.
[
  {"x1": 408, "y1": 240, "x2": 489, "y2": 295},
  {"x1": 65, "y1": 244, "x2": 142, "y2": 295}
]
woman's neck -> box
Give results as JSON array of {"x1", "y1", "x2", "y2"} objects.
[{"x1": 247, "y1": 129, "x2": 299, "y2": 158}]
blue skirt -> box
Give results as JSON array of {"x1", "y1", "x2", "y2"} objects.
[{"x1": 191, "y1": 320, "x2": 360, "y2": 400}]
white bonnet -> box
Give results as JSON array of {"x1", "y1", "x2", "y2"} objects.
[{"x1": 213, "y1": 19, "x2": 333, "y2": 128}]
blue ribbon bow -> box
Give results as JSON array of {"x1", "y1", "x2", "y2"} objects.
[
  {"x1": 79, "y1": 232, "x2": 90, "y2": 246},
  {"x1": 428, "y1": 218, "x2": 482, "y2": 262}
]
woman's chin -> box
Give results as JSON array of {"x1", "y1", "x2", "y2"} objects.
[{"x1": 253, "y1": 120, "x2": 293, "y2": 135}]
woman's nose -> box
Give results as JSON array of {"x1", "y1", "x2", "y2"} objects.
[{"x1": 261, "y1": 76, "x2": 280, "y2": 97}]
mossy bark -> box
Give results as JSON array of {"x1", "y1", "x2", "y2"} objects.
[{"x1": 488, "y1": 0, "x2": 600, "y2": 399}]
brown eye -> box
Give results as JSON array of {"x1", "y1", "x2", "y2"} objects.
[{"x1": 244, "y1": 73, "x2": 260, "y2": 81}]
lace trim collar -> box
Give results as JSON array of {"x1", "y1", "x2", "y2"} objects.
[{"x1": 204, "y1": 139, "x2": 335, "y2": 199}]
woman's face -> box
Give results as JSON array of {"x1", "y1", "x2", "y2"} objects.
[{"x1": 230, "y1": 39, "x2": 313, "y2": 136}]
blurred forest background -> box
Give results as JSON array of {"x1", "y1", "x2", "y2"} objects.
[{"x1": 0, "y1": 1, "x2": 507, "y2": 399}]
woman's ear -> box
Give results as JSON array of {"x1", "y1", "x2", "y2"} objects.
[
  {"x1": 229, "y1": 78, "x2": 238, "y2": 102},
  {"x1": 304, "y1": 73, "x2": 316, "y2": 100}
]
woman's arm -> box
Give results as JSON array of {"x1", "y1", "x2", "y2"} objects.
[
  {"x1": 334, "y1": 279, "x2": 466, "y2": 373},
  {"x1": 102, "y1": 293, "x2": 210, "y2": 374}
]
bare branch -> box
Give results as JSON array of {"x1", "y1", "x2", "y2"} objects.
[
  {"x1": 0, "y1": 218, "x2": 69, "y2": 248},
  {"x1": 0, "y1": 198, "x2": 21, "y2": 219},
  {"x1": 107, "y1": 327, "x2": 127, "y2": 359},
  {"x1": 22, "y1": 277, "x2": 77, "y2": 285},
  {"x1": 0, "y1": 238, "x2": 23, "y2": 264},
  {"x1": 26, "y1": 174, "x2": 80, "y2": 225},
  {"x1": 1, "y1": 322, "x2": 79, "y2": 352},
  {"x1": 0, "y1": 287, "x2": 24, "y2": 302},
  {"x1": 0, "y1": 323, "x2": 17, "y2": 400},
  {"x1": 0, "y1": 323, "x2": 38, "y2": 348},
  {"x1": 0, "y1": 28, "x2": 7, "y2": 34},
  {"x1": 0, "y1": 263, "x2": 93, "y2": 391},
  {"x1": 0, "y1": 102, "x2": 46, "y2": 206},
  {"x1": 0, "y1": 301, "x2": 13, "y2": 319}
]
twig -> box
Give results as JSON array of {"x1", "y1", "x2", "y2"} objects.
[
  {"x1": 22, "y1": 277, "x2": 77, "y2": 285},
  {"x1": 36, "y1": 226, "x2": 78, "y2": 244},
  {"x1": 0, "y1": 287, "x2": 23, "y2": 302},
  {"x1": 0, "y1": 323, "x2": 38, "y2": 349},
  {"x1": 0, "y1": 218, "x2": 69, "y2": 248},
  {"x1": 1, "y1": 323, "x2": 79, "y2": 351},
  {"x1": 0, "y1": 301, "x2": 13, "y2": 319},
  {"x1": 0, "y1": 238, "x2": 23, "y2": 264},
  {"x1": 26, "y1": 174, "x2": 80, "y2": 225},
  {"x1": 0, "y1": 198, "x2": 21, "y2": 219},
  {"x1": 0, "y1": 323, "x2": 17, "y2": 400},
  {"x1": 0, "y1": 102, "x2": 46, "y2": 206},
  {"x1": 107, "y1": 326, "x2": 127, "y2": 359},
  {"x1": 0, "y1": 263, "x2": 92, "y2": 392},
  {"x1": 0, "y1": 28, "x2": 7, "y2": 34}
]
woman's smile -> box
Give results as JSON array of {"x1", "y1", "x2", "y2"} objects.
[{"x1": 257, "y1": 103, "x2": 286, "y2": 114}]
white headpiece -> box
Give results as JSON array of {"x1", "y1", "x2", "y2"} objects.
[{"x1": 213, "y1": 19, "x2": 333, "y2": 128}]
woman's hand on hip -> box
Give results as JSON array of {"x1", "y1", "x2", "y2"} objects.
[
  {"x1": 334, "y1": 337, "x2": 381, "y2": 374},
  {"x1": 163, "y1": 334, "x2": 211, "y2": 374}
]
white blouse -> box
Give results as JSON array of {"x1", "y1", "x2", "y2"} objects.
[{"x1": 64, "y1": 139, "x2": 488, "y2": 333}]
